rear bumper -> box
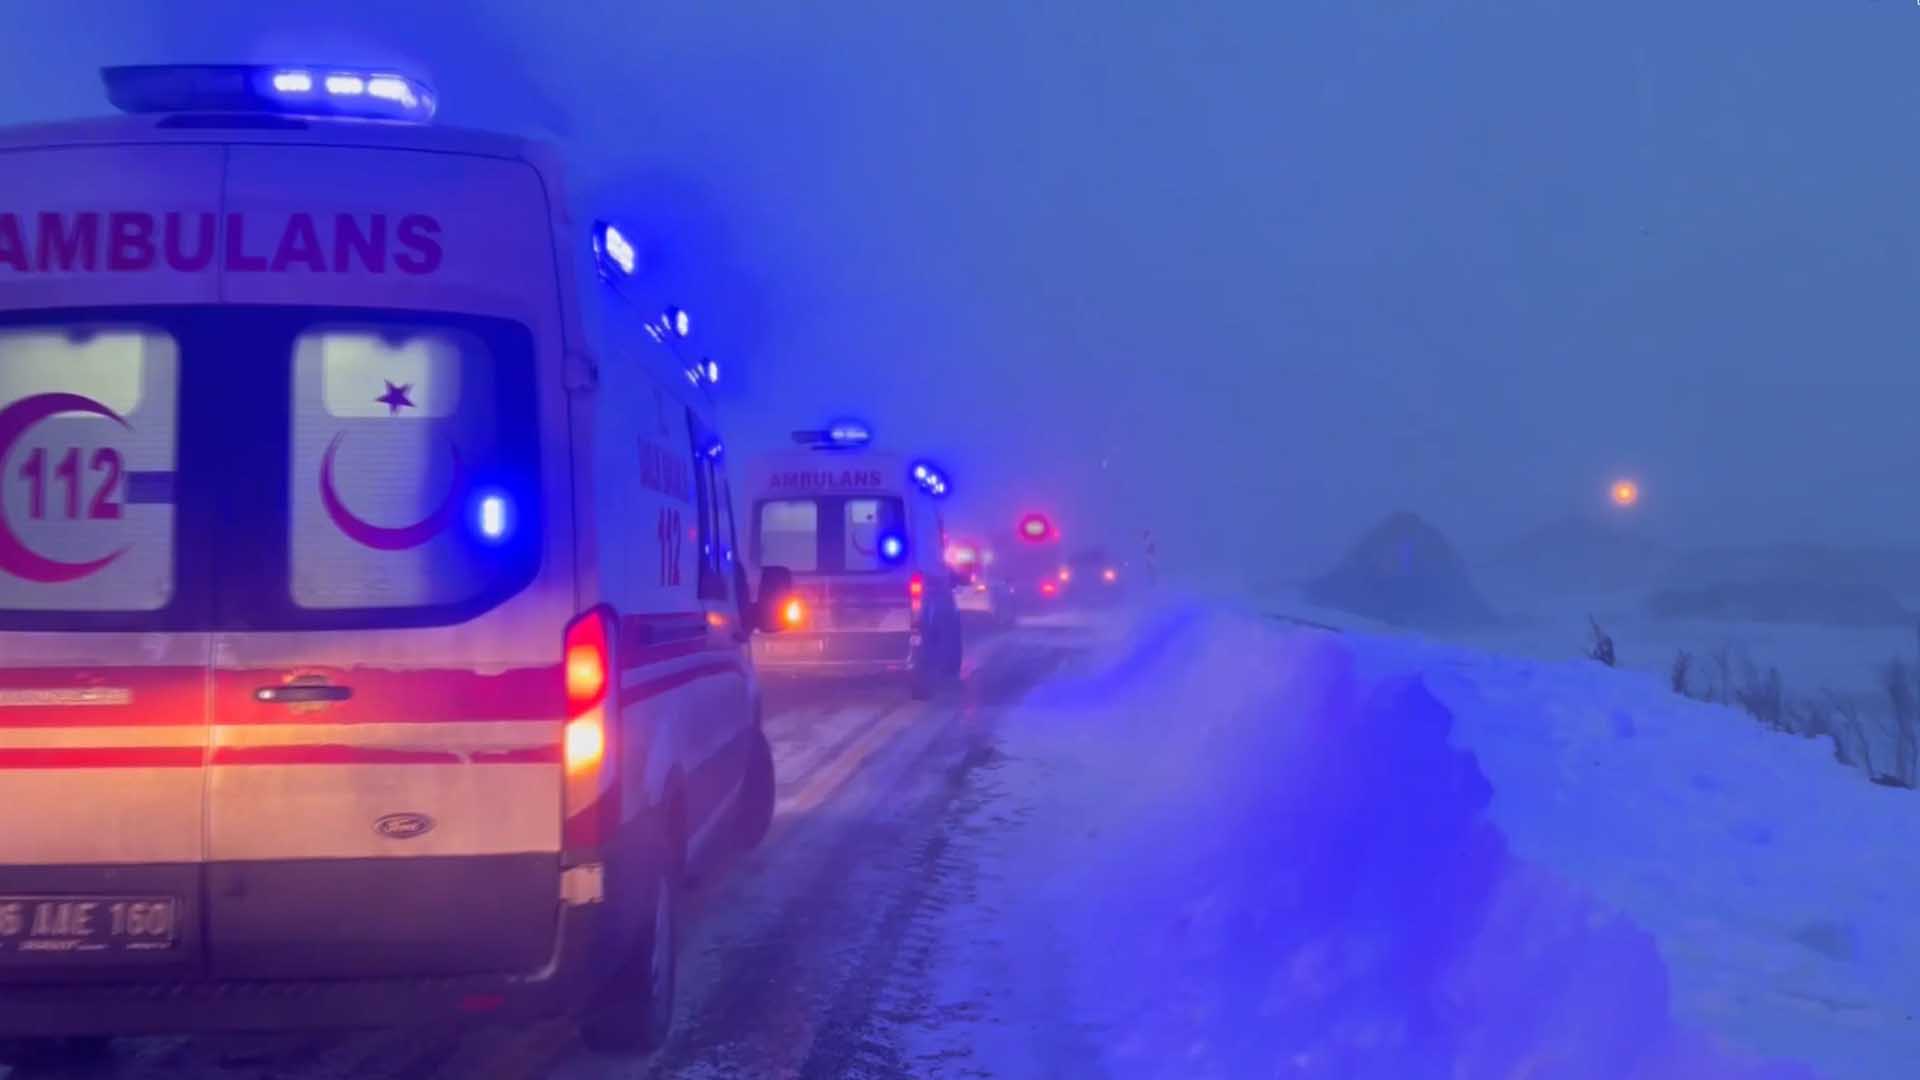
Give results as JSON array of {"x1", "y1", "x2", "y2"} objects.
[
  {"x1": 752, "y1": 631, "x2": 916, "y2": 675},
  {"x1": 0, "y1": 901, "x2": 605, "y2": 1037}
]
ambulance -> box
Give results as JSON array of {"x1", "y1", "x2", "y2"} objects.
[
  {"x1": 743, "y1": 426, "x2": 963, "y2": 698},
  {"x1": 0, "y1": 64, "x2": 785, "y2": 1057}
]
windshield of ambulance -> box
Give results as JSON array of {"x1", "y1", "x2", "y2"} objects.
[
  {"x1": 754, "y1": 495, "x2": 905, "y2": 575},
  {"x1": 0, "y1": 310, "x2": 539, "y2": 630}
]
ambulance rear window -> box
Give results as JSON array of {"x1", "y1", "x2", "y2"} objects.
[
  {"x1": 0, "y1": 325, "x2": 179, "y2": 615},
  {"x1": 758, "y1": 500, "x2": 819, "y2": 572},
  {"x1": 289, "y1": 324, "x2": 516, "y2": 610},
  {"x1": 752, "y1": 495, "x2": 904, "y2": 575},
  {"x1": 0, "y1": 307, "x2": 539, "y2": 632}
]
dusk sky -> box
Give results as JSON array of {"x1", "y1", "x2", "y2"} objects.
[{"x1": 4, "y1": 1, "x2": 1917, "y2": 589}]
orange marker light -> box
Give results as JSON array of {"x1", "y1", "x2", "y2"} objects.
[
  {"x1": 1102, "y1": 567, "x2": 1118, "y2": 583},
  {"x1": 1611, "y1": 479, "x2": 1640, "y2": 508},
  {"x1": 1057, "y1": 567, "x2": 1071, "y2": 583},
  {"x1": 781, "y1": 597, "x2": 806, "y2": 627}
]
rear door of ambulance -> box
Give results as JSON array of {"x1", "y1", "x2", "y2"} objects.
[
  {"x1": 202, "y1": 142, "x2": 573, "y2": 978},
  {"x1": 0, "y1": 144, "x2": 218, "y2": 978},
  {"x1": 752, "y1": 462, "x2": 915, "y2": 657},
  {"x1": 0, "y1": 132, "x2": 574, "y2": 981}
]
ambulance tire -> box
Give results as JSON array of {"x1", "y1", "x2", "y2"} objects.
[
  {"x1": 945, "y1": 618, "x2": 965, "y2": 677},
  {"x1": 909, "y1": 652, "x2": 936, "y2": 700},
  {"x1": 578, "y1": 816, "x2": 680, "y2": 1058},
  {"x1": 732, "y1": 727, "x2": 776, "y2": 852},
  {"x1": 909, "y1": 619, "x2": 961, "y2": 700}
]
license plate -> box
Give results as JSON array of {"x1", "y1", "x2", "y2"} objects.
[
  {"x1": 0, "y1": 896, "x2": 178, "y2": 955},
  {"x1": 763, "y1": 638, "x2": 826, "y2": 661}
]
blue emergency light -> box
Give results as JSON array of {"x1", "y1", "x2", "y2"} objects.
[
  {"x1": 909, "y1": 460, "x2": 950, "y2": 498},
  {"x1": 879, "y1": 533, "x2": 907, "y2": 563},
  {"x1": 102, "y1": 64, "x2": 437, "y2": 123},
  {"x1": 472, "y1": 489, "x2": 515, "y2": 544},
  {"x1": 592, "y1": 222, "x2": 637, "y2": 278}
]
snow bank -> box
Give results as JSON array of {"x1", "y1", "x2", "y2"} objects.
[
  {"x1": 1351, "y1": 631, "x2": 1920, "y2": 1079},
  {"x1": 968, "y1": 604, "x2": 1818, "y2": 1078}
]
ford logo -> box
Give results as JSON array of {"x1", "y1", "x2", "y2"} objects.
[{"x1": 374, "y1": 812, "x2": 436, "y2": 840}]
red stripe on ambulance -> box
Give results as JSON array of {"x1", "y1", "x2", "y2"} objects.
[{"x1": 0, "y1": 746, "x2": 202, "y2": 769}]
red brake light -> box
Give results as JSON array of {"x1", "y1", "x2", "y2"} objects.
[
  {"x1": 781, "y1": 596, "x2": 806, "y2": 627},
  {"x1": 562, "y1": 609, "x2": 617, "y2": 856},
  {"x1": 563, "y1": 610, "x2": 610, "y2": 715},
  {"x1": 908, "y1": 573, "x2": 925, "y2": 600}
]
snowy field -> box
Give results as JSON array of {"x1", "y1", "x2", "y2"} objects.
[{"x1": 873, "y1": 600, "x2": 1905, "y2": 1078}]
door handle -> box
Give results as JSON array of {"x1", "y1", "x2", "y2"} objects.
[{"x1": 254, "y1": 684, "x2": 353, "y2": 704}]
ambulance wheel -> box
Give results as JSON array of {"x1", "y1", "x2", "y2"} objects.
[
  {"x1": 578, "y1": 824, "x2": 678, "y2": 1057},
  {"x1": 909, "y1": 635, "x2": 942, "y2": 700},
  {"x1": 733, "y1": 728, "x2": 776, "y2": 852}
]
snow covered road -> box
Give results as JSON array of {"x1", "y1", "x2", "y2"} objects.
[{"x1": 0, "y1": 623, "x2": 1084, "y2": 1080}]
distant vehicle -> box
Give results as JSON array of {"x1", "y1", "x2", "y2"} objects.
[
  {"x1": 1050, "y1": 547, "x2": 1129, "y2": 609},
  {"x1": 0, "y1": 64, "x2": 786, "y2": 1058},
  {"x1": 741, "y1": 425, "x2": 963, "y2": 699},
  {"x1": 947, "y1": 540, "x2": 1015, "y2": 628}
]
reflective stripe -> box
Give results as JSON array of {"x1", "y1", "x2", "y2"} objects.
[
  {"x1": 0, "y1": 665, "x2": 201, "y2": 727},
  {"x1": 618, "y1": 658, "x2": 742, "y2": 708},
  {"x1": 0, "y1": 724, "x2": 200, "y2": 748}
]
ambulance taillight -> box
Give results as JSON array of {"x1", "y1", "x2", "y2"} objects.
[
  {"x1": 909, "y1": 572, "x2": 926, "y2": 617},
  {"x1": 562, "y1": 609, "x2": 616, "y2": 855}
]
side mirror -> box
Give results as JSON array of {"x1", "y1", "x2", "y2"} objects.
[{"x1": 755, "y1": 565, "x2": 797, "y2": 633}]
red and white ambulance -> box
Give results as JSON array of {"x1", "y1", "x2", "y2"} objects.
[
  {"x1": 0, "y1": 64, "x2": 780, "y2": 1056},
  {"x1": 743, "y1": 427, "x2": 963, "y2": 698}
]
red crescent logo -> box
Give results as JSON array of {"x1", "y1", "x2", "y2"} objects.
[
  {"x1": 0, "y1": 393, "x2": 131, "y2": 584},
  {"x1": 319, "y1": 433, "x2": 465, "y2": 551}
]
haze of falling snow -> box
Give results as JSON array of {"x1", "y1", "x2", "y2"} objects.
[{"x1": 0, "y1": 1, "x2": 1914, "y2": 591}]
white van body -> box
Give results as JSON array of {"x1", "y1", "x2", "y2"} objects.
[
  {"x1": 0, "y1": 83, "x2": 770, "y2": 1045},
  {"x1": 742, "y1": 448, "x2": 962, "y2": 690}
]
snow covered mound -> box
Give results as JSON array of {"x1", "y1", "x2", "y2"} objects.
[
  {"x1": 955, "y1": 605, "x2": 1818, "y2": 1078},
  {"x1": 1306, "y1": 511, "x2": 1495, "y2": 629}
]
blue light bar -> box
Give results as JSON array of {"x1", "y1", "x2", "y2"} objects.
[
  {"x1": 701, "y1": 358, "x2": 721, "y2": 385},
  {"x1": 101, "y1": 64, "x2": 437, "y2": 123},
  {"x1": 592, "y1": 221, "x2": 636, "y2": 278},
  {"x1": 665, "y1": 306, "x2": 691, "y2": 339},
  {"x1": 826, "y1": 420, "x2": 872, "y2": 447}
]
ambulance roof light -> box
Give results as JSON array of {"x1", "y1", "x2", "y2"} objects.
[
  {"x1": 102, "y1": 64, "x2": 437, "y2": 123},
  {"x1": 793, "y1": 420, "x2": 873, "y2": 450}
]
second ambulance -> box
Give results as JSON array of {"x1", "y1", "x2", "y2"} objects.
[{"x1": 744, "y1": 426, "x2": 962, "y2": 698}]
